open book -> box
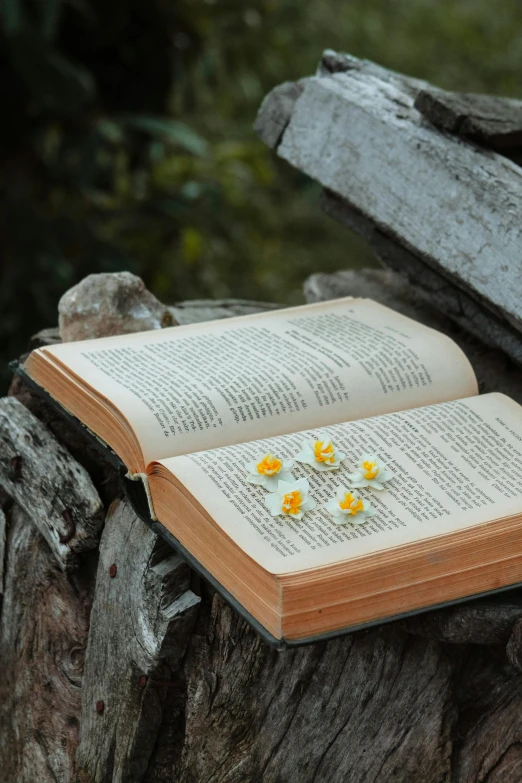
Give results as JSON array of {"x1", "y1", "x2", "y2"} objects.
[{"x1": 24, "y1": 298, "x2": 522, "y2": 645}]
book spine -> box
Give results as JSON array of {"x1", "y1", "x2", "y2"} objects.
[{"x1": 126, "y1": 472, "x2": 158, "y2": 521}]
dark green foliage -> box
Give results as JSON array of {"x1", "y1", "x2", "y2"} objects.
[{"x1": 1, "y1": 0, "x2": 521, "y2": 391}]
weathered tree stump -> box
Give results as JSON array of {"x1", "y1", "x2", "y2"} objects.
[
  {"x1": 3, "y1": 271, "x2": 522, "y2": 783},
  {"x1": 4, "y1": 53, "x2": 522, "y2": 782}
]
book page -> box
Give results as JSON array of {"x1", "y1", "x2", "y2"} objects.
[
  {"x1": 41, "y1": 297, "x2": 477, "y2": 463},
  {"x1": 158, "y1": 393, "x2": 522, "y2": 574}
]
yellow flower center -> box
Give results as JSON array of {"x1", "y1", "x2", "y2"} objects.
[
  {"x1": 339, "y1": 492, "x2": 365, "y2": 515},
  {"x1": 362, "y1": 460, "x2": 379, "y2": 480},
  {"x1": 313, "y1": 440, "x2": 336, "y2": 464},
  {"x1": 257, "y1": 454, "x2": 282, "y2": 476},
  {"x1": 282, "y1": 490, "x2": 302, "y2": 515}
]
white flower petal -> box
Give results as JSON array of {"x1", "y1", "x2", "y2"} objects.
[
  {"x1": 294, "y1": 477, "x2": 311, "y2": 493},
  {"x1": 348, "y1": 454, "x2": 394, "y2": 488},
  {"x1": 295, "y1": 436, "x2": 344, "y2": 471},
  {"x1": 245, "y1": 474, "x2": 266, "y2": 486},
  {"x1": 276, "y1": 478, "x2": 298, "y2": 495},
  {"x1": 353, "y1": 507, "x2": 376, "y2": 524},
  {"x1": 264, "y1": 493, "x2": 282, "y2": 515},
  {"x1": 295, "y1": 456, "x2": 315, "y2": 468},
  {"x1": 266, "y1": 478, "x2": 314, "y2": 518},
  {"x1": 261, "y1": 474, "x2": 284, "y2": 491},
  {"x1": 346, "y1": 477, "x2": 366, "y2": 488},
  {"x1": 295, "y1": 446, "x2": 315, "y2": 464},
  {"x1": 325, "y1": 487, "x2": 376, "y2": 526},
  {"x1": 299, "y1": 439, "x2": 315, "y2": 453},
  {"x1": 315, "y1": 460, "x2": 341, "y2": 472}
]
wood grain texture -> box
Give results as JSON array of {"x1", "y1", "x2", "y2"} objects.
[
  {"x1": 0, "y1": 397, "x2": 104, "y2": 569},
  {"x1": 506, "y1": 618, "x2": 522, "y2": 672},
  {"x1": 403, "y1": 600, "x2": 522, "y2": 646},
  {"x1": 317, "y1": 48, "x2": 430, "y2": 97},
  {"x1": 0, "y1": 507, "x2": 5, "y2": 594},
  {"x1": 254, "y1": 80, "x2": 305, "y2": 149},
  {"x1": 452, "y1": 648, "x2": 522, "y2": 783},
  {"x1": 8, "y1": 371, "x2": 122, "y2": 507},
  {"x1": 256, "y1": 51, "x2": 522, "y2": 345},
  {"x1": 0, "y1": 504, "x2": 93, "y2": 782},
  {"x1": 175, "y1": 594, "x2": 455, "y2": 783},
  {"x1": 76, "y1": 498, "x2": 200, "y2": 783},
  {"x1": 415, "y1": 87, "x2": 522, "y2": 152},
  {"x1": 319, "y1": 47, "x2": 522, "y2": 159},
  {"x1": 0, "y1": 296, "x2": 281, "y2": 783},
  {"x1": 320, "y1": 190, "x2": 522, "y2": 367}
]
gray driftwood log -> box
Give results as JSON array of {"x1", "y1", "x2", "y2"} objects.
[
  {"x1": 255, "y1": 50, "x2": 522, "y2": 367},
  {"x1": 76, "y1": 498, "x2": 200, "y2": 783},
  {"x1": 3, "y1": 270, "x2": 522, "y2": 782},
  {"x1": 0, "y1": 397, "x2": 104, "y2": 569}
]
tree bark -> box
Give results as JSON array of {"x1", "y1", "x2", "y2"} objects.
[
  {"x1": 3, "y1": 284, "x2": 522, "y2": 782},
  {"x1": 0, "y1": 398, "x2": 104, "y2": 570},
  {"x1": 0, "y1": 505, "x2": 94, "y2": 782},
  {"x1": 76, "y1": 499, "x2": 200, "y2": 783}
]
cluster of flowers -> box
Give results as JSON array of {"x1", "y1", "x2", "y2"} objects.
[{"x1": 245, "y1": 433, "x2": 393, "y2": 527}]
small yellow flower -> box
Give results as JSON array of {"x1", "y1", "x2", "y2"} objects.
[
  {"x1": 347, "y1": 454, "x2": 393, "y2": 490},
  {"x1": 264, "y1": 478, "x2": 317, "y2": 520},
  {"x1": 326, "y1": 488, "x2": 376, "y2": 525},
  {"x1": 245, "y1": 453, "x2": 295, "y2": 490},
  {"x1": 361, "y1": 459, "x2": 379, "y2": 480},
  {"x1": 295, "y1": 432, "x2": 345, "y2": 471},
  {"x1": 339, "y1": 491, "x2": 365, "y2": 514},
  {"x1": 257, "y1": 454, "x2": 283, "y2": 476},
  {"x1": 313, "y1": 440, "x2": 336, "y2": 464},
  {"x1": 281, "y1": 489, "x2": 303, "y2": 515}
]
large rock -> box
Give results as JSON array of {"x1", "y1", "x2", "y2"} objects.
[{"x1": 58, "y1": 272, "x2": 177, "y2": 342}]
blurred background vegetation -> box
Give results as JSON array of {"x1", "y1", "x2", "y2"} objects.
[{"x1": 1, "y1": 0, "x2": 522, "y2": 390}]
